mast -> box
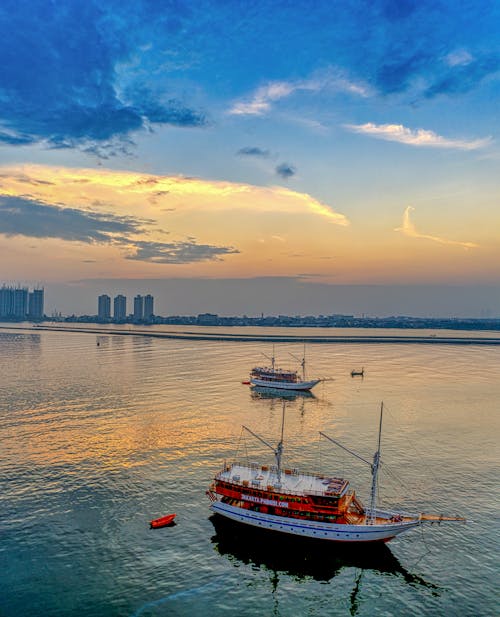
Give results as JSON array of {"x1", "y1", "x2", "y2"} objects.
[
  {"x1": 243, "y1": 401, "x2": 286, "y2": 483},
  {"x1": 369, "y1": 402, "x2": 384, "y2": 524},
  {"x1": 301, "y1": 342, "x2": 306, "y2": 380},
  {"x1": 276, "y1": 400, "x2": 285, "y2": 482}
]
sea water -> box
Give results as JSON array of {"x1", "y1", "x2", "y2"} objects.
[{"x1": 1, "y1": 326, "x2": 498, "y2": 616}]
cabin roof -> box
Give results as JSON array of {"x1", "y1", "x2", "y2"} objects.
[{"x1": 216, "y1": 462, "x2": 349, "y2": 497}]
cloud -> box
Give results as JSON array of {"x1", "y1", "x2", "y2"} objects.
[
  {"x1": 330, "y1": 3, "x2": 500, "y2": 99},
  {"x1": 445, "y1": 49, "x2": 474, "y2": 67},
  {"x1": 0, "y1": 193, "x2": 238, "y2": 264},
  {"x1": 0, "y1": 1, "x2": 206, "y2": 152},
  {"x1": 237, "y1": 146, "x2": 270, "y2": 158},
  {"x1": 276, "y1": 163, "x2": 296, "y2": 179},
  {"x1": 344, "y1": 123, "x2": 491, "y2": 150},
  {"x1": 125, "y1": 240, "x2": 239, "y2": 264},
  {"x1": 228, "y1": 69, "x2": 368, "y2": 116},
  {"x1": 0, "y1": 164, "x2": 349, "y2": 225},
  {"x1": 0, "y1": 194, "x2": 147, "y2": 242},
  {"x1": 424, "y1": 54, "x2": 500, "y2": 98},
  {"x1": 395, "y1": 206, "x2": 478, "y2": 249}
]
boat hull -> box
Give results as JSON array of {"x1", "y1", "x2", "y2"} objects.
[
  {"x1": 210, "y1": 502, "x2": 420, "y2": 543},
  {"x1": 249, "y1": 378, "x2": 320, "y2": 391}
]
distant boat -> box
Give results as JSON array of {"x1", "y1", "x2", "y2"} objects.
[
  {"x1": 207, "y1": 403, "x2": 465, "y2": 543},
  {"x1": 351, "y1": 368, "x2": 364, "y2": 377},
  {"x1": 249, "y1": 346, "x2": 320, "y2": 391},
  {"x1": 150, "y1": 513, "x2": 176, "y2": 528}
]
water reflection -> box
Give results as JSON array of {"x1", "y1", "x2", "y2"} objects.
[
  {"x1": 0, "y1": 332, "x2": 41, "y2": 355},
  {"x1": 250, "y1": 385, "x2": 316, "y2": 402},
  {"x1": 210, "y1": 515, "x2": 438, "y2": 615}
]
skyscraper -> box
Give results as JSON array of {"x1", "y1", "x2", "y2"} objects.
[
  {"x1": 0, "y1": 285, "x2": 41, "y2": 319},
  {"x1": 13, "y1": 287, "x2": 28, "y2": 318},
  {"x1": 98, "y1": 294, "x2": 111, "y2": 321},
  {"x1": 0, "y1": 285, "x2": 13, "y2": 317},
  {"x1": 28, "y1": 288, "x2": 44, "y2": 320},
  {"x1": 144, "y1": 294, "x2": 154, "y2": 320},
  {"x1": 113, "y1": 294, "x2": 127, "y2": 321},
  {"x1": 133, "y1": 295, "x2": 144, "y2": 321}
]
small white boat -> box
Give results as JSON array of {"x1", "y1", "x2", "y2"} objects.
[{"x1": 208, "y1": 403, "x2": 464, "y2": 543}]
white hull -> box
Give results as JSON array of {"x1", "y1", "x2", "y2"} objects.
[
  {"x1": 250, "y1": 377, "x2": 320, "y2": 391},
  {"x1": 211, "y1": 502, "x2": 420, "y2": 543}
]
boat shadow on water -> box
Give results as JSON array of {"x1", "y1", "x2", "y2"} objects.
[{"x1": 210, "y1": 514, "x2": 439, "y2": 613}]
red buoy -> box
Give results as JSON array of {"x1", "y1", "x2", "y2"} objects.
[{"x1": 150, "y1": 513, "x2": 176, "y2": 528}]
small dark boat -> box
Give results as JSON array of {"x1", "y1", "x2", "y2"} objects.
[
  {"x1": 150, "y1": 513, "x2": 176, "y2": 529},
  {"x1": 351, "y1": 368, "x2": 364, "y2": 377}
]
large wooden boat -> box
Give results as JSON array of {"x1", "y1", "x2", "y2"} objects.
[
  {"x1": 207, "y1": 404, "x2": 464, "y2": 543},
  {"x1": 249, "y1": 348, "x2": 320, "y2": 391}
]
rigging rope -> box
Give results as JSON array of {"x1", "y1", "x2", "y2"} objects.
[{"x1": 382, "y1": 402, "x2": 441, "y2": 486}]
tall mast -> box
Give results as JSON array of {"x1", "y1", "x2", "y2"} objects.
[
  {"x1": 275, "y1": 401, "x2": 286, "y2": 482},
  {"x1": 272, "y1": 344, "x2": 275, "y2": 371},
  {"x1": 301, "y1": 342, "x2": 306, "y2": 380},
  {"x1": 369, "y1": 402, "x2": 384, "y2": 524},
  {"x1": 243, "y1": 401, "x2": 286, "y2": 483}
]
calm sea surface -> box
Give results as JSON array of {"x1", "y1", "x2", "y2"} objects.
[{"x1": 1, "y1": 325, "x2": 498, "y2": 616}]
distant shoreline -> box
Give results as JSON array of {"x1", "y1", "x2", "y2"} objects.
[{"x1": 2, "y1": 323, "x2": 500, "y2": 345}]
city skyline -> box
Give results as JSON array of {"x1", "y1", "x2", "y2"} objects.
[{"x1": 0, "y1": 2, "x2": 498, "y2": 315}]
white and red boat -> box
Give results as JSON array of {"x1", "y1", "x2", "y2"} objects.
[
  {"x1": 249, "y1": 348, "x2": 320, "y2": 391},
  {"x1": 208, "y1": 404, "x2": 464, "y2": 543}
]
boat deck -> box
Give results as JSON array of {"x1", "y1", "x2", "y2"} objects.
[{"x1": 216, "y1": 462, "x2": 349, "y2": 497}]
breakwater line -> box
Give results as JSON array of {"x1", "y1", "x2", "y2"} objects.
[{"x1": 2, "y1": 324, "x2": 500, "y2": 345}]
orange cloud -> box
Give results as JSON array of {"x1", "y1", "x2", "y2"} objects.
[{"x1": 395, "y1": 206, "x2": 479, "y2": 249}]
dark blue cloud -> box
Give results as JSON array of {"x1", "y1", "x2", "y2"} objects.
[
  {"x1": 126, "y1": 240, "x2": 239, "y2": 264},
  {"x1": 0, "y1": 195, "x2": 148, "y2": 242},
  {"x1": 381, "y1": 0, "x2": 419, "y2": 21},
  {"x1": 0, "y1": 193, "x2": 238, "y2": 264},
  {"x1": 237, "y1": 146, "x2": 270, "y2": 157},
  {"x1": 358, "y1": 1, "x2": 500, "y2": 98},
  {"x1": 276, "y1": 163, "x2": 296, "y2": 179},
  {"x1": 425, "y1": 54, "x2": 500, "y2": 98},
  {"x1": 0, "y1": 0, "x2": 206, "y2": 152}
]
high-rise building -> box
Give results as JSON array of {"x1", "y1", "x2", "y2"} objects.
[
  {"x1": 0, "y1": 285, "x2": 43, "y2": 320},
  {"x1": 133, "y1": 295, "x2": 144, "y2": 321},
  {"x1": 144, "y1": 294, "x2": 154, "y2": 320},
  {"x1": 113, "y1": 294, "x2": 127, "y2": 321},
  {"x1": 0, "y1": 285, "x2": 13, "y2": 317},
  {"x1": 13, "y1": 288, "x2": 28, "y2": 318},
  {"x1": 98, "y1": 294, "x2": 111, "y2": 321},
  {"x1": 28, "y1": 288, "x2": 44, "y2": 320}
]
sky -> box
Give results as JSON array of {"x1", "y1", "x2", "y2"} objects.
[{"x1": 0, "y1": 0, "x2": 499, "y2": 317}]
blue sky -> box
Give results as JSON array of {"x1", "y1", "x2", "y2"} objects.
[{"x1": 0, "y1": 0, "x2": 499, "y2": 315}]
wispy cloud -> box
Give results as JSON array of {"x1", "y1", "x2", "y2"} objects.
[
  {"x1": 344, "y1": 122, "x2": 491, "y2": 150},
  {"x1": 395, "y1": 206, "x2": 478, "y2": 249},
  {"x1": 228, "y1": 69, "x2": 369, "y2": 116},
  {"x1": 445, "y1": 49, "x2": 474, "y2": 67}
]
